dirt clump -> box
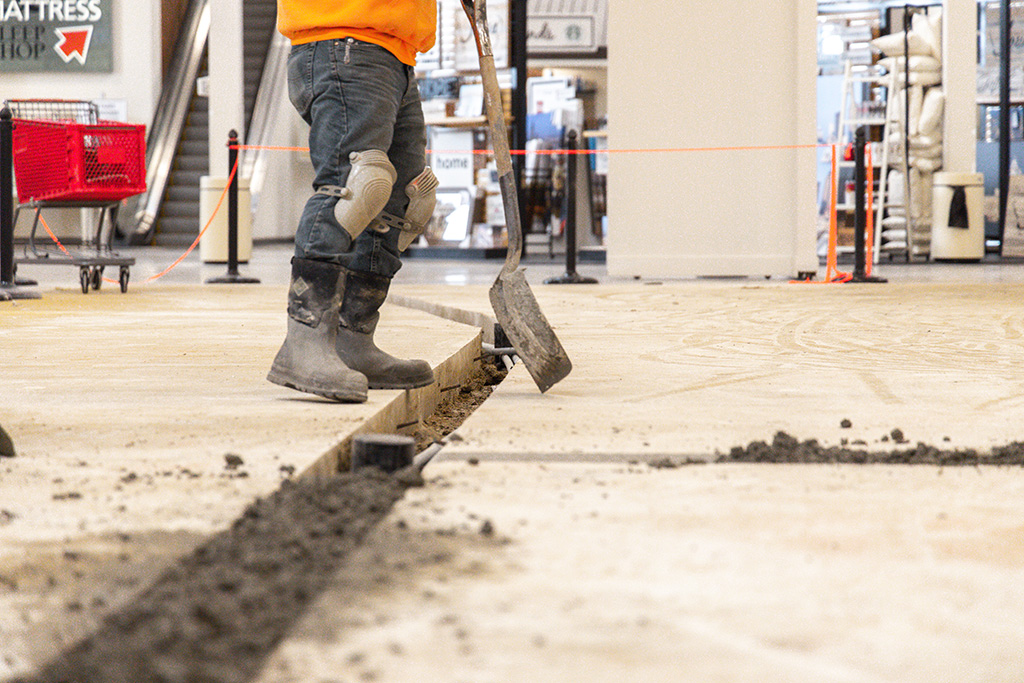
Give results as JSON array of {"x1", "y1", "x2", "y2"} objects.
[
  {"x1": 722, "y1": 431, "x2": 1024, "y2": 466},
  {"x1": 15, "y1": 468, "x2": 418, "y2": 683},
  {"x1": 1, "y1": 423, "x2": 15, "y2": 458},
  {"x1": 414, "y1": 360, "x2": 507, "y2": 451}
]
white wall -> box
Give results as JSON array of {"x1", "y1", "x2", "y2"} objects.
[
  {"x1": 606, "y1": 0, "x2": 818, "y2": 279},
  {"x1": 943, "y1": 0, "x2": 978, "y2": 173},
  {"x1": 251, "y1": 101, "x2": 316, "y2": 242},
  {"x1": 208, "y1": 0, "x2": 245, "y2": 177}
]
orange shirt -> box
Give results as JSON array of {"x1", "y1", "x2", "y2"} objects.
[{"x1": 277, "y1": 0, "x2": 437, "y2": 66}]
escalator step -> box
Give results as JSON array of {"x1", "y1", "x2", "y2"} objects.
[{"x1": 155, "y1": 0, "x2": 276, "y2": 246}]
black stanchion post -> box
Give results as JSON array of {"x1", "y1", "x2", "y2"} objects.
[
  {"x1": 999, "y1": 0, "x2": 1011, "y2": 253},
  {"x1": 207, "y1": 129, "x2": 259, "y2": 285},
  {"x1": 545, "y1": 130, "x2": 597, "y2": 285},
  {"x1": 1, "y1": 108, "x2": 13, "y2": 287},
  {"x1": 511, "y1": 0, "x2": 529, "y2": 259},
  {"x1": 850, "y1": 127, "x2": 886, "y2": 284},
  {"x1": 1, "y1": 105, "x2": 39, "y2": 300},
  {"x1": 853, "y1": 127, "x2": 867, "y2": 280},
  {"x1": 227, "y1": 130, "x2": 240, "y2": 276}
]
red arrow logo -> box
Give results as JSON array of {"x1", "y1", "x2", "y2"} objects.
[{"x1": 54, "y1": 26, "x2": 94, "y2": 65}]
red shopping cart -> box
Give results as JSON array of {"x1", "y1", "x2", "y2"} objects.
[{"x1": 6, "y1": 99, "x2": 145, "y2": 293}]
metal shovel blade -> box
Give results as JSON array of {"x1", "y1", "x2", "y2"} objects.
[
  {"x1": 491, "y1": 269, "x2": 572, "y2": 393},
  {"x1": 462, "y1": 0, "x2": 572, "y2": 392}
]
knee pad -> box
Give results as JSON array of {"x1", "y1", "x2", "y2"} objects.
[
  {"x1": 379, "y1": 167, "x2": 439, "y2": 252},
  {"x1": 317, "y1": 150, "x2": 397, "y2": 241},
  {"x1": 400, "y1": 167, "x2": 439, "y2": 251}
]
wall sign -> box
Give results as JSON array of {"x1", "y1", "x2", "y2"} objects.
[
  {"x1": 528, "y1": 15, "x2": 596, "y2": 53},
  {"x1": 978, "y1": 5, "x2": 1024, "y2": 100},
  {"x1": 0, "y1": 0, "x2": 113, "y2": 72},
  {"x1": 527, "y1": 0, "x2": 607, "y2": 58}
]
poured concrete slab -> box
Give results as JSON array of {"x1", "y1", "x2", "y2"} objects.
[
  {"x1": 258, "y1": 461, "x2": 1024, "y2": 683},
  {"x1": 0, "y1": 283, "x2": 480, "y2": 677},
  {"x1": 4, "y1": 266, "x2": 1024, "y2": 683},
  {"x1": 409, "y1": 281, "x2": 1024, "y2": 459},
  {"x1": 260, "y1": 279, "x2": 1024, "y2": 683}
]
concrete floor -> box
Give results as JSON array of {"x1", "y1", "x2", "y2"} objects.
[{"x1": 3, "y1": 244, "x2": 1024, "y2": 681}]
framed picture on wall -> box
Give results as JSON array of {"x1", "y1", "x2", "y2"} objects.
[
  {"x1": 427, "y1": 188, "x2": 476, "y2": 245},
  {"x1": 526, "y1": 0, "x2": 607, "y2": 59}
]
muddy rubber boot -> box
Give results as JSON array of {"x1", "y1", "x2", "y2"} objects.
[
  {"x1": 336, "y1": 268, "x2": 435, "y2": 390},
  {"x1": 267, "y1": 258, "x2": 368, "y2": 402}
]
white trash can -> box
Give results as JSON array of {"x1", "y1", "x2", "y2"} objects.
[
  {"x1": 199, "y1": 175, "x2": 252, "y2": 263},
  {"x1": 931, "y1": 172, "x2": 984, "y2": 261}
]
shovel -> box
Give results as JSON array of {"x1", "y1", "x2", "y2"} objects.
[{"x1": 460, "y1": 0, "x2": 572, "y2": 393}]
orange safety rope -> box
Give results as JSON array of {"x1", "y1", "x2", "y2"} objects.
[
  {"x1": 144, "y1": 155, "x2": 239, "y2": 283},
  {"x1": 34, "y1": 156, "x2": 239, "y2": 286},
  {"x1": 233, "y1": 142, "x2": 827, "y2": 156},
  {"x1": 38, "y1": 215, "x2": 71, "y2": 257},
  {"x1": 33, "y1": 143, "x2": 830, "y2": 286},
  {"x1": 791, "y1": 144, "x2": 850, "y2": 285},
  {"x1": 825, "y1": 143, "x2": 852, "y2": 283}
]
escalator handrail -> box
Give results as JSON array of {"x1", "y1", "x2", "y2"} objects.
[{"x1": 125, "y1": 0, "x2": 211, "y2": 243}]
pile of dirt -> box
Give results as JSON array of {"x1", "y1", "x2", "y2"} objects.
[
  {"x1": 720, "y1": 431, "x2": 1024, "y2": 467},
  {"x1": 16, "y1": 468, "x2": 421, "y2": 683}
]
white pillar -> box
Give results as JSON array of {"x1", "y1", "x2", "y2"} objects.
[
  {"x1": 943, "y1": 0, "x2": 978, "y2": 172},
  {"x1": 606, "y1": 0, "x2": 818, "y2": 279},
  {"x1": 207, "y1": 0, "x2": 245, "y2": 177}
]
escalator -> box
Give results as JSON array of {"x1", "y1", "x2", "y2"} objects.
[{"x1": 126, "y1": 0, "x2": 280, "y2": 246}]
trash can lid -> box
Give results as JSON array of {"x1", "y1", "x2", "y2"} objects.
[{"x1": 933, "y1": 172, "x2": 984, "y2": 187}]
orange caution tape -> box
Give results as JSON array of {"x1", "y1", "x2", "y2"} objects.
[
  {"x1": 791, "y1": 144, "x2": 851, "y2": 285},
  {"x1": 144, "y1": 156, "x2": 239, "y2": 283},
  {"x1": 233, "y1": 142, "x2": 827, "y2": 156},
  {"x1": 31, "y1": 142, "x2": 831, "y2": 288}
]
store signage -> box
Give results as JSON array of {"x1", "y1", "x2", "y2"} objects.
[
  {"x1": 430, "y1": 128, "x2": 476, "y2": 189},
  {"x1": 0, "y1": 0, "x2": 112, "y2": 72},
  {"x1": 978, "y1": 6, "x2": 1024, "y2": 99},
  {"x1": 528, "y1": 16, "x2": 596, "y2": 53},
  {"x1": 527, "y1": 0, "x2": 606, "y2": 57}
]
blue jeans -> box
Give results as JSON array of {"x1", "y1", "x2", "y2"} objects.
[{"x1": 287, "y1": 38, "x2": 427, "y2": 278}]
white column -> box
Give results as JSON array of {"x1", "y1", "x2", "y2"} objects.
[
  {"x1": 606, "y1": 0, "x2": 818, "y2": 279},
  {"x1": 943, "y1": 0, "x2": 978, "y2": 172},
  {"x1": 207, "y1": 0, "x2": 246, "y2": 177}
]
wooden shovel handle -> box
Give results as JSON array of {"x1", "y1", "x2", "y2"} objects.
[{"x1": 460, "y1": 0, "x2": 522, "y2": 272}]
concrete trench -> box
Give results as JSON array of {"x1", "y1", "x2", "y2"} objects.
[
  {"x1": 4, "y1": 359, "x2": 508, "y2": 683},
  {"x1": 0, "y1": 283, "x2": 494, "y2": 681}
]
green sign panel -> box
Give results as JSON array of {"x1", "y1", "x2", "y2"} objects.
[{"x1": 0, "y1": 0, "x2": 113, "y2": 72}]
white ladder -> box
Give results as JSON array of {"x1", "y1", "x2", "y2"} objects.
[{"x1": 836, "y1": 60, "x2": 905, "y2": 262}]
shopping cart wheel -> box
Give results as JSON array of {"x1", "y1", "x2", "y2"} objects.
[
  {"x1": 90, "y1": 266, "x2": 104, "y2": 291},
  {"x1": 119, "y1": 266, "x2": 130, "y2": 293},
  {"x1": 79, "y1": 267, "x2": 90, "y2": 294}
]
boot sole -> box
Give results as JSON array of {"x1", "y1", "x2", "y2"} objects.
[
  {"x1": 267, "y1": 368, "x2": 368, "y2": 403},
  {"x1": 367, "y1": 376, "x2": 435, "y2": 391}
]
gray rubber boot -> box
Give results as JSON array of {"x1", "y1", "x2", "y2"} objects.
[
  {"x1": 336, "y1": 268, "x2": 435, "y2": 390},
  {"x1": 267, "y1": 258, "x2": 368, "y2": 402}
]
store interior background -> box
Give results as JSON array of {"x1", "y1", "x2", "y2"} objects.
[
  {"x1": 3, "y1": 0, "x2": 1020, "y2": 280},
  {"x1": 818, "y1": 0, "x2": 1014, "y2": 263}
]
